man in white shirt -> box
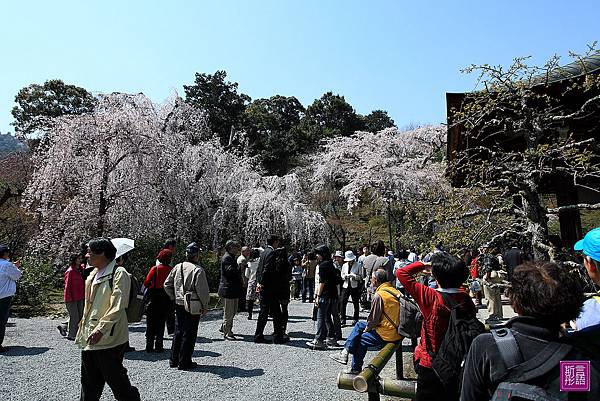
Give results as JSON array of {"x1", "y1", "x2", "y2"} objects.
[
  {"x1": 340, "y1": 251, "x2": 362, "y2": 326},
  {"x1": 0, "y1": 244, "x2": 22, "y2": 352}
]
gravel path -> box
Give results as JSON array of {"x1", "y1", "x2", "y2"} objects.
[{"x1": 0, "y1": 298, "x2": 515, "y2": 401}]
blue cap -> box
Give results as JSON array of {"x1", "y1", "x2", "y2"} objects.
[
  {"x1": 574, "y1": 227, "x2": 600, "y2": 262},
  {"x1": 185, "y1": 242, "x2": 200, "y2": 254}
]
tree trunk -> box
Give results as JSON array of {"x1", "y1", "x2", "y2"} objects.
[
  {"x1": 96, "y1": 143, "x2": 110, "y2": 237},
  {"x1": 521, "y1": 180, "x2": 549, "y2": 260}
]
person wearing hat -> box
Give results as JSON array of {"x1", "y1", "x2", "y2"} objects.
[
  {"x1": 0, "y1": 244, "x2": 21, "y2": 353},
  {"x1": 76, "y1": 238, "x2": 140, "y2": 400},
  {"x1": 573, "y1": 227, "x2": 600, "y2": 331},
  {"x1": 340, "y1": 250, "x2": 362, "y2": 326},
  {"x1": 164, "y1": 242, "x2": 210, "y2": 370},
  {"x1": 143, "y1": 249, "x2": 174, "y2": 353}
]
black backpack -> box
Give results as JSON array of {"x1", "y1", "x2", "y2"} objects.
[
  {"x1": 424, "y1": 292, "x2": 485, "y2": 393},
  {"x1": 490, "y1": 327, "x2": 600, "y2": 401}
]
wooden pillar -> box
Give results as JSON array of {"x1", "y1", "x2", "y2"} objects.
[{"x1": 555, "y1": 179, "x2": 582, "y2": 248}]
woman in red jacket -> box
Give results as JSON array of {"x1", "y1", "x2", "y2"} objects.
[
  {"x1": 144, "y1": 249, "x2": 174, "y2": 353},
  {"x1": 60, "y1": 254, "x2": 85, "y2": 340}
]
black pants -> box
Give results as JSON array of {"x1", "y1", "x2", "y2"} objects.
[
  {"x1": 415, "y1": 364, "x2": 458, "y2": 401},
  {"x1": 145, "y1": 291, "x2": 170, "y2": 350},
  {"x1": 80, "y1": 343, "x2": 140, "y2": 401},
  {"x1": 341, "y1": 286, "x2": 361, "y2": 323},
  {"x1": 255, "y1": 296, "x2": 283, "y2": 339},
  {"x1": 280, "y1": 299, "x2": 289, "y2": 333},
  {"x1": 170, "y1": 304, "x2": 200, "y2": 367},
  {"x1": 166, "y1": 301, "x2": 175, "y2": 335},
  {"x1": 0, "y1": 296, "x2": 12, "y2": 345},
  {"x1": 238, "y1": 288, "x2": 247, "y2": 312}
]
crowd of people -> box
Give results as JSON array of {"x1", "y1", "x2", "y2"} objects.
[{"x1": 0, "y1": 227, "x2": 599, "y2": 400}]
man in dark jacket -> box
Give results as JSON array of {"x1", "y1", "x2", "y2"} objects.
[
  {"x1": 218, "y1": 240, "x2": 242, "y2": 340},
  {"x1": 254, "y1": 235, "x2": 288, "y2": 344},
  {"x1": 503, "y1": 244, "x2": 524, "y2": 282}
]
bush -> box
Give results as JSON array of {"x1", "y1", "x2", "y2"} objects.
[{"x1": 13, "y1": 258, "x2": 57, "y2": 308}]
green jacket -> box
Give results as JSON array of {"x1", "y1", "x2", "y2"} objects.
[{"x1": 76, "y1": 261, "x2": 130, "y2": 351}]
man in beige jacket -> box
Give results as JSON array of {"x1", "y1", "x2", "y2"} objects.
[
  {"x1": 76, "y1": 238, "x2": 140, "y2": 401},
  {"x1": 164, "y1": 242, "x2": 210, "y2": 370}
]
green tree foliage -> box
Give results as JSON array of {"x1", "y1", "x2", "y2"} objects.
[
  {"x1": 11, "y1": 79, "x2": 96, "y2": 140},
  {"x1": 362, "y1": 109, "x2": 396, "y2": 132},
  {"x1": 243, "y1": 95, "x2": 305, "y2": 175},
  {"x1": 300, "y1": 92, "x2": 364, "y2": 145},
  {"x1": 184, "y1": 70, "x2": 251, "y2": 145}
]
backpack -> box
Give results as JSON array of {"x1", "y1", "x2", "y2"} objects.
[
  {"x1": 381, "y1": 288, "x2": 424, "y2": 339},
  {"x1": 425, "y1": 292, "x2": 485, "y2": 393},
  {"x1": 490, "y1": 327, "x2": 600, "y2": 401},
  {"x1": 108, "y1": 267, "x2": 145, "y2": 323}
]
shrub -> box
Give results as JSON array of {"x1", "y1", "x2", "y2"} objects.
[{"x1": 13, "y1": 258, "x2": 57, "y2": 307}]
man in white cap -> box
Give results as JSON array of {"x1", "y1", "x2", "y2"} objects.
[
  {"x1": 573, "y1": 227, "x2": 600, "y2": 331},
  {"x1": 340, "y1": 250, "x2": 362, "y2": 326}
]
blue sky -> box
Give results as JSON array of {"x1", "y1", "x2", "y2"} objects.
[{"x1": 1, "y1": 0, "x2": 598, "y2": 135}]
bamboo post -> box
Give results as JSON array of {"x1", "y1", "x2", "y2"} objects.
[{"x1": 353, "y1": 342, "x2": 401, "y2": 392}]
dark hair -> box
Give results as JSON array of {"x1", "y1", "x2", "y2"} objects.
[
  {"x1": 88, "y1": 238, "x2": 117, "y2": 261},
  {"x1": 374, "y1": 268, "x2": 388, "y2": 284},
  {"x1": 267, "y1": 235, "x2": 280, "y2": 246},
  {"x1": 163, "y1": 238, "x2": 177, "y2": 249},
  {"x1": 508, "y1": 261, "x2": 584, "y2": 328},
  {"x1": 313, "y1": 245, "x2": 331, "y2": 260},
  {"x1": 307, "y1": 252, "x2": 317, "y2": 261},
  {"x1": 225, "y1": 240, "x2": 240, "y2": 253},
  {"x1": 116, "y1": 253, "x2": 129, "y2": 264},
  {"x1": 371, "y1": 240, "x2": 386, "y2": 257},
  {"x1": 250, "y1": 248, "x2": 261, "y2": 259},
  {"x1": 431, "y1": 252, "x2": 467, "y2": 288},
  {"x1": 69, "y1": 254, "x2": 80, "y2": 266}
]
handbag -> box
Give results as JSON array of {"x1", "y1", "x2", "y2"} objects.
[{"x1": 180, "y1": 262, "x2": 204, "y2": 315}]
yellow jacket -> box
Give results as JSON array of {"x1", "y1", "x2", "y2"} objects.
[
  {"x1": 374, "y1": 282, "x2": 403, "y2": 342},
  {"x1": 76, "y1": 261, "x2": 130, "y2": 351}
]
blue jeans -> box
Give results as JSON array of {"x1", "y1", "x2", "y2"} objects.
[
  {"x1": 303, "y1": 278, "x2": 315, "y2": 302},
  {"x1": 345, "y1": 320, "x2": 387, "y2": 371},
  {"x1": 315, "y1": 297, "x2": 335, "y2": 341}
]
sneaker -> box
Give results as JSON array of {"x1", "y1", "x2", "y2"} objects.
[
  {"x1": 344, "y1": 368, "x2": 360, "y2": 374},
  {"x1": 224, "y1": 333, "x2": 237, "y2": 340},
  {"x1": 326, "y1": 338, "x2": 340, "y2": 347},
  {"x1": 306, "y1": 339, "x2": 327, "y2": 350},
  {"x1": 178, "y1": 361, "x2": 199, "y2": 371},
  {"x1": 330, "y1": 351, "x2": 348, "y2": 365},
  {"x1": 57, "y1": 325, "x2": 67, "y2": 337}
]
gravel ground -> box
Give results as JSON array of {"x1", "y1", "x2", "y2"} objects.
[{"x1": 0, "y1": 298, "x2": 516, "y2": 401}]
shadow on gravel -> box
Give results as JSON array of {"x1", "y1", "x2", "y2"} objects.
[
  {"x1": 193, "y1": 350, "x2": 221, "y2": 358},
  {"x1": 192, "y1": 365, "x2": 264, "y2": 379},
  {"x1": 287, "y1": 331, "x2": 312, "y2": 339},
  {"x1": 2, "y1": 346, "x2": 50, "y2": 356},
  {"x1": 129, "y1": 326, "x2": 147, "y2": 333},
  {"x1": 125, "y1": 351, "x2": 170, "y2": 361}
]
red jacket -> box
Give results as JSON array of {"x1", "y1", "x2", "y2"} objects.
[
  {"x1": 64, "y1": 265, "x2": 85, "y2": 303},
  {"x1": 396, "y1": 261, "x2": 476, "y2": 369},
  {"x1": 144, "y1": 264, "x2": 173, "y2": 289}
]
